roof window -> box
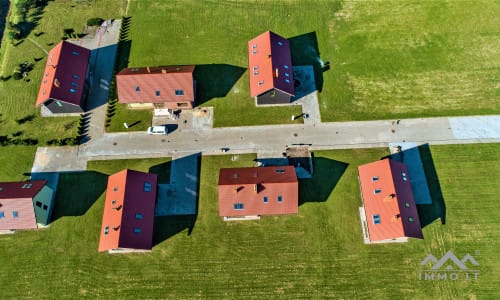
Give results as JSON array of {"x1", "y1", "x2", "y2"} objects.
[
  {"x1": 275, "y1": 169, "x2": 285, "y2": 174},
  {"x1": 135, "y1": 85, "x2": 140, "y2": 92},
  {"x1": 69, "y1": 88, "x2": 77, "y2": 93},
  {"x1": 277, "y1": 196, "x2": 283, "y2": 203},
  {"x1": 372, "y1": 176, "x2": 379, "y2": 182},
  {"x1": 258, "y1": 81, "x2": 264, "y2": 86},
  {"x1": 155, "y1": 90, "x2": 160, "y2": 97},
  {"x1": 13, "y1": 211, "x2": 19, "y2": 218},
  {"x1": 71, "y1": 82, "x2": 78, "y2": 87},
  {"x1": 374, "y1": 189, "x2": 382, "y2": 194},
  {"x1": 285, "y1": 72, "x2": 289, "y2": 77},
  {"x1": 405, "y1": 202, "x2": 411, "y2": 208},
  {"x1": 55, "y1": 101, "x2": 63, "y2": 107},
  {"x1": 143, "y1": 182, "x2": 152, "y2": 192},
  {"x1": 277, "y1": 41, "x2": 283, "y2": 46},
  {"x1": 175, "y1": 89, "x2": 184, "y2": 96},
  {"x1": 133, "y1": 228, "x2": 142, "y2": 234},
  {"x1": 252, "y1": 44, "x2": 257, "y2": 48},
  {"x1": 135, "y1": 213, "x2": 144, "y2": 219},
  {"x1": 71, "y1": 51, "x2": 79, "y2": 56},
  {"x1": 233, "y1": 203, "x2": 244, "y2": 210},
  {"x1": 104, "y1": 226, "x2": 109, "y2": 235},
  {"x1": 372, "y1": 214, "x2": 381, "y2": 224},
  {"x1": 284, "y1": 65, "x2": 289, "y2": 69},
  {"x1": 263, "y1": 196, "x2": 268, "y2": 203},
  {"x1": 22, "y1": 183, "x2": 33, "y2": 189},
  {"x1": 72, "y1": 74, "x2": 80, "y2": 79},
  {"x1": 0, "y1": 212, "x2": 4, "y2": 218},
  {"x1": 285, "y1": 79, "x2": 291, "y2": 84},
  {"x1": 408, "y1": 217, "x2": 415, "y2": 222}
]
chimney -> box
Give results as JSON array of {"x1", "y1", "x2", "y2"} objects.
[
  {"x1": 275, "y1": 68, "x2": 279, "y2": 78},
  {"x1": 147, "y1": 66, "x2": 151, "y2": 73},
  {"x1": 253, "y1": 184, "x2": 258, "y2": 194},
  {"x1": 392, "y1": 214, "x2": 400, "y2": 222},
  {"x1": 384, "y1": 194, "x2": 395, "y2": 202},
  {"x1": 161, "y1": 69, "x2": 167, "y2": 74}
]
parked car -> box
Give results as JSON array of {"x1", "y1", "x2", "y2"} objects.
[{"x1": 147, "y1": 125, "x2": 168, "y2": 135}]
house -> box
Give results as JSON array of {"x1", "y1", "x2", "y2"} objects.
[
  {"x1": 357, "y1": 158, "x2": 423, "y2": 244},
  {"x1": 248, "y1": 31, "x2": 295, "y2": 105},
  {"x1": 98, "y1": 169, "x2": 158, "y2": 253},
  {"x1": 36, "y1": 41, "x2": 90, "y2": 113},
  {"x1": 218, "y1": 166, "x2": 298, "y2": 220},
  {"x1": 0, "y1": 180, "x2": 54, "y2": 232},
  {"x1": 116, "y1": 65, "x2": 196, "y2": 111}
]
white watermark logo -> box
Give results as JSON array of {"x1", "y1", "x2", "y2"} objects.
[{"x1": 418, "y1": 251, "x2": 479, "y2": 281}]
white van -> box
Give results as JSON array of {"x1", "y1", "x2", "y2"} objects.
[{"x1": 147, "y1": 125, "x2": 168, "y2": 135}]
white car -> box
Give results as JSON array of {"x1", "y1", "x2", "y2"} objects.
[{"x1": 147, "y1": 125, "x2": 168, "y2": 135}]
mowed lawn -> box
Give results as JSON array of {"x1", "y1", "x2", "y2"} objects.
[
  {"x1": 0, "y1": 0, "x2": 123, "y2": 143},
  {"x1": 0, "y1": 144, "x2": 499, "y2": 298},
  {"x1": 126, "y1": 0, "x2": 499, "y2": 125}
]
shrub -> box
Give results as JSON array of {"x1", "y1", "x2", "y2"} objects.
[{"x1": 86, "y1": 17, "x2": 104, "y2": 27}]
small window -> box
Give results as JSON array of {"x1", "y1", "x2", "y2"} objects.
[
  {"x1": 135, "y1": 85, "x2": 140, "y2": 92},
  {"x1": 258, "y1": 81, "x2": 264, "y2": 86},
  {"x1": 285, "y1": 72, "x2": 289, "y2": 77},
  {"x1": 22, "y1": 183, "x2": 33, "y2": 189},
  {"x1": 252, "y1": 50, "x2": 257, "y2": 54},
  {"x1": 144, "y1": 182, "x2": 152, "y2": 192},
  {"x1": 0, "y1": 212, "x2": 4, "y2": 218},
  {"x1": 113, "y1": 187, "x2": 118, "y2": 192},
  {"x1": 285, "y1": 79, "x2": 291, "y2": 84},
  {"x1": 253, "y1": 66, "x2": 258, "y2": 71},
  {"x1": 405, "y1": 202, "x2": 410, "y2": 208},
  {"x1": 374, "y1": 189, "x2": 382, "y2": 194},
  {"x1": 275, "y1": 169, "x2": 285, "y2": 174},
  {"x1": 55, "y1": 101, "x2": 63, "y2": 107},
  {"x1": 104, "y1": 226, "x2": 109, "y2": 235},
  {"x1": 133, "y1": 228, "x2": 142, "y2": 234},
  {"x1": 69, "y1": 88, "x2": 77, "y2": 93},
  {"x1": 277, "y1": 41, "x2": 283, "y2": 46},
  {"x1": 263, "y1": 196, "x2": 268, "y2": 203},
  {"x1": 253, "y1": 71, "x2": 259, "y2": 76},
  {"x1": 175, "y1": 89, "x2": 184, "y2": 96},
  {"x1": 372, "y1": 214, "x2": 381, "y2": 224},
  {"x1": 42, "y1": 205, "x2": 48, "y2": 210},
  {"x1": 135, "y1": 213, "x2": 144, "y2": 219},
  {"x1": 13, "y1": 211, "x2": 19, "y2": 218},
  {"x1": 71, "y1": 82, "x2": 78, "y2": 87},
  {"x1": 277, "y1": 196, "x2": 283, "y2": 203},
  {"x1": 111, "y1": 199, "x2": 116, "y2": 205},
  {"x1": 284, "y1": 65, "x2": 289, "y2": 69},
  {"x1": 233, "y1": 203, "x2": 244, "y2": 210},
  {"x1": 71, "y1": 51, "x2": 79, "y2": 56},
  {"x1": 155, "y1": 90, "x2": 160, "y2": 97},
  {"x1": 252, "y1": 44, "x2": 257, "y2": 49},
  {"x1": 72, "y1": 74, "x2": 80, "y2": 79},
  {"x1": 372, "y1": 176, "x2": 379, "y2": 182},
  {"x1": 408, "y1": 217, "x2": 414, "y2": 222},
  {"x1": 35, "y1": 201, "x2": 42, "y2": 208}
]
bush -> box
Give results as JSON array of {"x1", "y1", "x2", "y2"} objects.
[{"x1": 86, "y1": 17, "x2": 104, "y2": 27}]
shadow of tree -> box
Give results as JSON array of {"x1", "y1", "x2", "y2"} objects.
[
  {"x1": 0, "y1": 0, "x2": 9, "y2": 48},
  {"x1": 289, "y1": 32, "x2": 328, "y2": 92},
  {"x1": 193, "y1": 64, "x2": 246, "y2": 105},
  {"x1": 417, "y1": 144, "x2": 446, "y2": 227},
  {"x1": 51, "y1": 171, "x2": 108, "y2": 222},
  {"x1": 15, "y1": 0, "x2": 48, "y2": 40},
  {"x1": 299, "y1": 156, "x2": 348, "y2": 205}
]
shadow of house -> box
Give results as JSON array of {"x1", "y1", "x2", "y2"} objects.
[
  {"x1": 85, "y1": 43, "x2": 119, "y2": 110},
  {"x1": 289, "y1": 32, "x2": 327, "y2": 92},
  {"x1": 151, "y1": 153, "x2": 200, "y2": 246},
  {"x1": 416, "y1": 144, "x2": 446, "y2": 227},
  {"x1": 299, "y1": 156, "x2": 348, "y2": 205},
  {"x1": 193, "y1": 64, "x2": 246, "y2": 105},
  {"x1": 50, "y1": 171, "x2": 108, "y2": 222}
]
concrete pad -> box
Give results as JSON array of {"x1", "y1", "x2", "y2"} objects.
[
  {"x1": 389, "y1": 142, "x2": 432, "y2": 204},
  {"x1": 31, "y1": 147, "x2": 87, "y2": 173},
  {"x1": 155, "y1": 152, "x2": 199, "y2": 216},
  {"x1": 449, "y1": 116, "x2": 500, "y2": 139}
]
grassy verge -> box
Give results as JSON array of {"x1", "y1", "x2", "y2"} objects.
[{"x1": 0, "y1": 144, "x2": 498, "y2": 298}]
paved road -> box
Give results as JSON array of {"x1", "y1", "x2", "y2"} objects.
[{"x1": 81, "y1": 115, "x2": 500, "y2": 159}]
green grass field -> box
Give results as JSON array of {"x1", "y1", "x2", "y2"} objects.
[
  {"x1": 125, "y1": 0, "x2": 499, "y2": 125},
  {"x1": 0, "y1": 144, "x2": 498, "y2": 299}
]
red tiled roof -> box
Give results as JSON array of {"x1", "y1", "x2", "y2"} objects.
[
  {"x1": 116, "y1": 65, "x2": 195, "y2": 104},
  {"x1": 248, "y1": 31, "x2": 295, "y2": 97},
  {"x1": 98, "y1": 170, "x2": 157, "y2": 252},
  {"x1": 218, "y1": 166, "x2": 298, "y2": 217},
  {"x1": 0, "y1": 180, "x2": 47, "y2": 199},
  {"x1": 36, "y1": 41, "x2": 90, "y2": 107},
  {"x1": 358, "y1": 159, "x2": 423, "y2": 242},
  {"x1": 0, "y1": 180, "x2": 47, "y2": 230}
]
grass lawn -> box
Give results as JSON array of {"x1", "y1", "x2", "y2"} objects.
[
  {"x1": 106, "y1": 103, "x2": 152, "y2": 132},
  {"x1": 0, "y1": 144, "x2": 498, "y2": 298},
  {"x1": 0, "y1": 145, "x2": 36, "y2": 181},
  {"x1": 0, "y1": 0, "x2": 123, "y2": 143},
  {"x1": 123, "y1": 0, "x2": 499, "y2": 125}
]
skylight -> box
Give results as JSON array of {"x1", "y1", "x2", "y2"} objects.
[
  {"x1": 175, "y1": 89, "x2": 184, "y2": 96},
  {"x1": 372, "y1": 214, "x2": 381, "y2": 224}
]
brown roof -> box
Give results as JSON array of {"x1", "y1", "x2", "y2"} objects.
[
  {"x1": 0, "y1": 181, "x2": 47, "y2": 199},
  {"x1": 98, "y1": 170, "x2": 157, "y2": 252},
  {"x1": 116, "y1": 65, "x2": 195, "y2": 104},
  {"x1": 36, "y1": 41, "x2": 90, "y2": 107},
  {"x1": 358, "y1": 159, "x2": 423, "y2": 242},
  {"x1": 218, "y1": 166, "x2": 298, "y2": 217},
  {"x1": 248, "y1": 31, "x2": 295, "y2": 97}
]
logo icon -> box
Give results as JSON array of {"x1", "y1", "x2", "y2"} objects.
[
  {"x1": 421, "y1": 251, "x2": 479, "y2": 270},
  {"x1": 418, "y1": 251, "x2": 479, "y2": 281}
]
